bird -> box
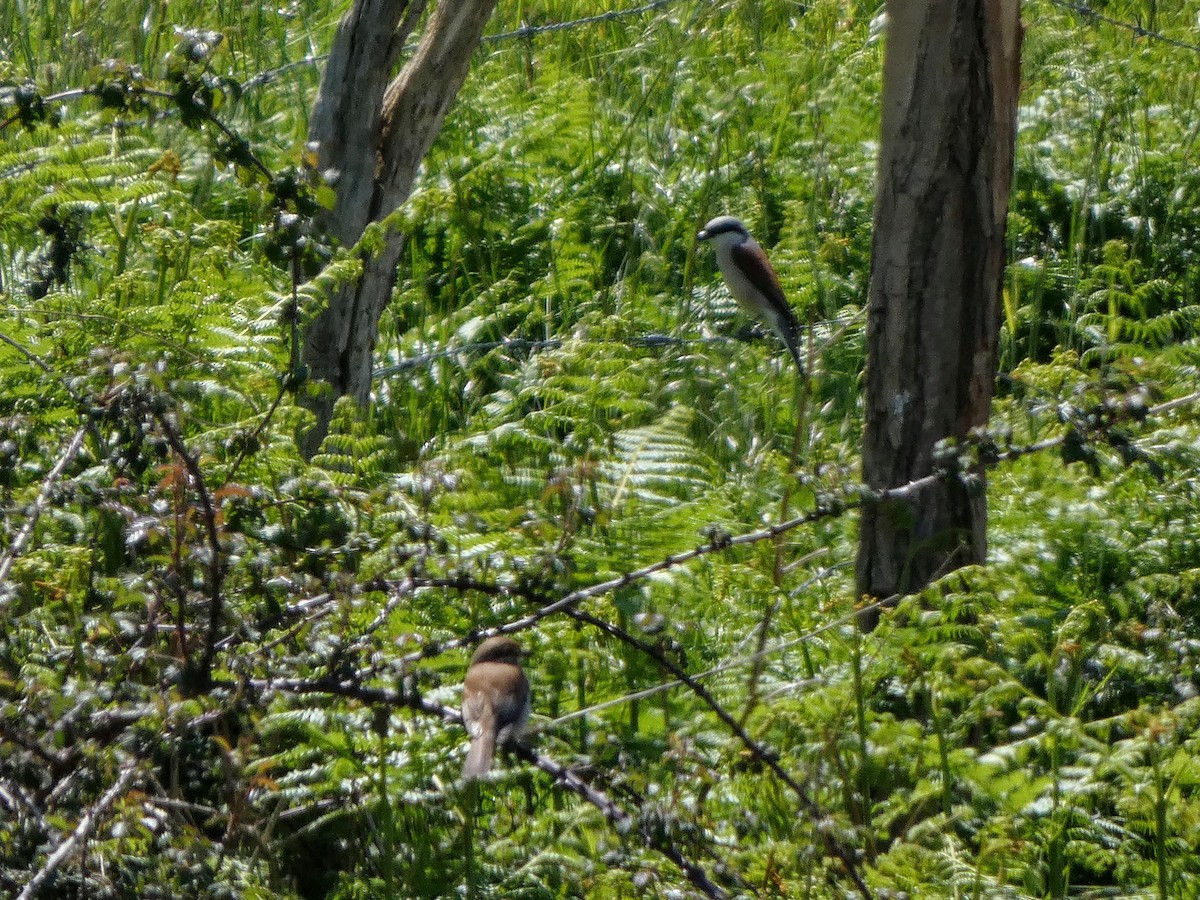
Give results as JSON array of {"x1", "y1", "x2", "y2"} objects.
[
  {"x1": 461, "y1": 635, "x2": 531, "y2": 779},
  {"x1": 697, "y1": 215, "x2": 804, "y2": 372}
]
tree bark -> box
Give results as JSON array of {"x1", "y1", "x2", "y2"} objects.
[
  {"x1": 856, "y1": 0, "x2": 1022, "y2": 629},
  {"x1": 299, "y1": 0, "x2": 499, "y2": 458}
]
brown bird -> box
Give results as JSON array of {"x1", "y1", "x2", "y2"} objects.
[{"x1": 461, "y1": 635, "x2": 531, "y2": 778}]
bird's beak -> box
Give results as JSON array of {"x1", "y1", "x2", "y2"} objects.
[{"x1": 697, "y1": 229, "x2": 710, "y2": 241}]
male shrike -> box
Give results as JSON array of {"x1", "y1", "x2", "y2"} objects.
[
  {"x1": 697, "y1": 215, "x2": 803, "y2": 372},
  {"x1": 461, "y1": 636, "x2": 531, "y2": 778}
]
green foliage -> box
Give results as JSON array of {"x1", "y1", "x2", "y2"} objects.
[{"x1": 3, "y1": 0, "x2": 1200, "y2": 898}]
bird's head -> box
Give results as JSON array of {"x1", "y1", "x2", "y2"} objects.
[
  {"x1": 469, "y1": 636, "x2": 527, "y2": 667},
  {"x1": 697, "y1": 215, "x2": 750, "y2": 248}
]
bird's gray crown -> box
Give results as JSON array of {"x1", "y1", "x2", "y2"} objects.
[{"x1": 697, "y1": 215, "x2": 748, "y2": 241}]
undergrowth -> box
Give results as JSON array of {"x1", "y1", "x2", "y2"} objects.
[{"x1": 2, "y1": 0, "x2": 1200, "y2": 897}]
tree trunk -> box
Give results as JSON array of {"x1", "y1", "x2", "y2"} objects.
[
  {"x1": 855, "y1": 0, "x2": 1022, "y2": 630},
  {"x1": 299, "y1": 0, "x2": 499, "y2": 458}
]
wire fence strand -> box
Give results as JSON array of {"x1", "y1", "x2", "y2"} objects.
[
  {"x1": 1046, "y1": 0, "x2": 1200, "y2": 54},
  {"x1": 483, "y1": 0, "x2": 686, "y2": 42},
  {"x1": 245, "y1": 0, "x2": 697, "y2": 91}
]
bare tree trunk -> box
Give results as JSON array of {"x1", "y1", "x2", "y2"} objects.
[
  {"x1": 299, "y1": 0, "x2": 499, "y2": 457},
  {"x1": 855, "y1": 0, "x2": 1022, "y2": 630}
]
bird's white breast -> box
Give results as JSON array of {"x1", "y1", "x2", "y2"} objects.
[{"x1": 712, "y1": 236, "x2": 766, "y2": 312}]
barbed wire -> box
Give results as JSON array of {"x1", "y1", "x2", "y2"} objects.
[
  {"x1": 484, "y1": 0, "x2": 686, "y2": 43},
  {"x1": 244, "y1": 0, "x2": 696, "y2": 92},
  {"x1": 241, "y1": 0, "x2": 1200, "y2": 95},
  {"x1": 1045, "y1": 0, "x2": 1200, "y2": 54},
  {"x1": 242, "y1": 56, "x2": 324, "y2": 91},
  {"x1": 372, "y1": 316, "x2": 861, "y2": 378},
  {"x1": 388, "y1": 385, "x2": 1200, "y2": 669}
]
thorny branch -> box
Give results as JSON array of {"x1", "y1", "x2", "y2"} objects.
[
  {"x1": 0, "y1": 426, "x2": 87, "y2": 608},
  {"x1": 563, "y1": 605, "x2": 873, "y2": 898},
  {"x1": 15, "y1": 759, "x2": 143, "y2": 900},
  {"x1": 381, "y1": 573, "x2": 873, "y2": 897},
  {"x1": 391, "y1": 388, "x2": 1197, "y2": 669},
  {"x1": 250, "y1": 676, "x2": 733, "y2": 899},
  {"x1": 154, "y1": 411, "x2": 226, "y2": 685},
  {"x1": 1, "y1": 341, "x2": 1195, "y2": 898}
]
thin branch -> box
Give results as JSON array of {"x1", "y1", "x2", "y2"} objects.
[
  {"x1": 563, "y1": 606, "x2": 873, "y2": 898},
  {"x1": 1, "y1": 83, "x2": 274, "y2": 177},
  {"x1": 0, "y1": 331, "x2": 111, "y2": 456},
  {"x1": 16, "y1": 760, "x2": 142, "y2": 900},
  {"x1": 250, "y1": 676, "x2": 732, "y2": 898},
  {"x1": 391, "y1": 567, "x2": 885, "y2": 730},
  {"x1": 0, "y1": 332, "x2": 89, "y2": 404},
  {"x1": 0, "y1": 718, "x2": 79, "y2": 774},
  {"x1": 513, "y1": 743, "x2": 732, "y2": 899},
  {"x1": 223, "y1": 380, "x2": 289, "y2": 482},
  {"x1": 214, "y1": 591, "x2": 338, "y2": 655},
  {"x1": 0, "y1": 311, "x2": 205, "y2": 362},
  {"x1": 0, "y1": 780, "x2": 43, "y2": 819},
  {"x1": 1145, "y1": 390, "x2": 1200, "y2": 416},
  {"x1": 154, "y1": 413, "x2": 225, "y2": 684},
  {"x1": 130, "y1": 87, "x2": 274, "y2": 179},
  {"x1": 346, "y1": 573, "x2": 416, "y2": 656},
  {"x1": 0, "y1": 426, "x2": 87, "y2": 609},
  {"x1": 374, "y1": 571, "x2": 874, "y2": 894},
  {"x1": 553, "y1": 561, "x2": 846, "y2": 721}
]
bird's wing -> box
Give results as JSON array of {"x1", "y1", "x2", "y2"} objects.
[
  {"x1": 731, "y1": 240, "x2": 789, "y2": 311},
  {"x1": 731, "y1": 240, "x2": 804, "y2": 371},
  {"x1": 462, "y1": 691, "x2": 491, "y2": 739},
  {"x1": 492, "y1": 670, "x2": 530, "y2": 729}
]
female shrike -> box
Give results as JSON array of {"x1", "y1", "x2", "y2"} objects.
[
  {"x1": 697, "y1": 215, "x2": 803, "y2": 372},
  {"x1": 461, "y1": 636, "x2": 531, "y2": 778}
]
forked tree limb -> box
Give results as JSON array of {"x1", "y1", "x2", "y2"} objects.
[
  {"x1": 308, "y1": 0, "x2": 428, "y2": 245},
  {"x1": 300, "y1": 0, "x2": 498, "y2": 455}
]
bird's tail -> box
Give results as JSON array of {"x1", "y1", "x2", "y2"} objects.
[
  {"x1": 776, "y1": 311, "x2": 805, "y2": 374},
  {"x1": 463, "y1": 728, "x2": 496, "y2": 778}
]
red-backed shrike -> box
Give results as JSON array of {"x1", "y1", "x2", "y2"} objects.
[
  {"x1": 697, "y1": 215, "x2": 803, "y2": 372},
  {"x1": 461, "y1": 636, "x2": 531, "y2": 778}
]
